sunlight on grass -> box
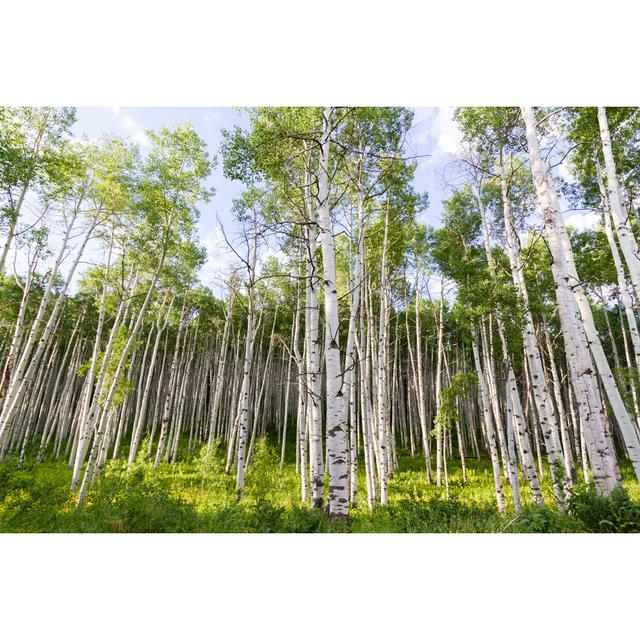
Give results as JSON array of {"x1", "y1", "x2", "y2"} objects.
[{"x1": 1, "y1": 438, "x2": 639, "y2": 533}]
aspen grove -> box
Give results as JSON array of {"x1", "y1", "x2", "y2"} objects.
[{"x1": 1, "y1": 106, "x2": 640, "y2": 532}]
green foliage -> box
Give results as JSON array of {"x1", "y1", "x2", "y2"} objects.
[
  {"x1": 570, "y1": 227, "x2": 617, "y2": 289},
  {"x1": 521, "y1": 232, "x2": 556, "y2": 319},
  {"x1": 131, "y1": 123, "x2": 213, "y2": 279},
  {"x1": 433, "y1": 371, "x2": 477, "y2": 436},
  {"x1": 0, "y1": 107, "x2": 77, "y2": 230},
  {"x1": 0, "y1": 457, "x2": 72, "y2": 531},
  {"x1": 567, "y1": 485, "x2": 640, "y2": 533},
  {"x1": 455, "y1": 107, "x2": 523, "y2": 155},
  {"x1": 562, "y1": 107, "x2": 640, "y2": 210},
  {"x1": 430, "y1": 187, "x2": 527, "y2": 346},
  {"x1": 85, "y1": 461, "x2": 201, "y2": 533},
  {"x1": 508, "y1": 506, "x2": 580, "y2": 533},
  {"x1": 613, "y1": 365, "x2": 640, "y2": 414}
]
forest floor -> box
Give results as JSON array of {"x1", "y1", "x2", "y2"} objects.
[{"x1": 1, "y1": 438, "x2": 639, "y2": 533}]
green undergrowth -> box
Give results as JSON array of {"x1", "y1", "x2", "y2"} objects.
[{"x1": 1, "y1": 438, "x2": 639, "y2": 533}]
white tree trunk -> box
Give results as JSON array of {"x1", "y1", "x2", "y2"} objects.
[
  {"x1": 235, "y1": 229, "x2": 258, "y2": 499},
  {"x1": 317, "y1": 107, "x2": 349, "y2": 519},
  {"x1": 305, "y1": 216, "x2": 324, "y2": 508},
  {"x1": 472, "y1": 338, "x2": 506, "y2": 513},
  {"x1": 597, "y1": 106, "x2": 640, "y2": 303},
  {"x1": 498, "y1": 157, "x2": 567, "y2": 504}
]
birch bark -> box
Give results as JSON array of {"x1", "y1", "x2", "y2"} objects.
[
  {"x1": 316, "y1": 107, "x2": 349, "y2": 518},
  {"x1": 597, "y1": 107, "x2": 640, "y2": 303}
]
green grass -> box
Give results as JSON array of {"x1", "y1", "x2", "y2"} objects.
[{"x1": 1, "y1": 438, "x2": 639, "y2": 533}]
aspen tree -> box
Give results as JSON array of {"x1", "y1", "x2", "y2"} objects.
[
  {"x1": 597, "y1": 107, "x2": 640, "y2": 303},
  {"x1": 472, "y1": 337, "x2": 506, "y2": 513},
  {"x1": 0, "y1": 108, "x2": 76, "y2": 273},
  {"x1": 227, "y1": 193, "x2": 262, "y2": 499},
  {"x1": 435, "y1": 288, "x2": 444, "y2": 487},
  {"x1": 316, "y1": 107, "x2": 349, "y2": 519}
]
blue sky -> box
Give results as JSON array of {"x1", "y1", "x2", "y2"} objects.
[{"x1": 71, "y1": 107, "x2": 463, "y2": 292}]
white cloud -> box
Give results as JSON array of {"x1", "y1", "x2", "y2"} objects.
[
  {"x1": 410, "y1": 107, "x2": 436, "y2": 146},
  {"x1": 132, "y1": 130, "x2": 151, "y2": 147},
  {"x1": 408, "y1": 106, "x2": 462, "y2": 165},
  {"x1": 111, "y1": 107, "x2": 150, "y2": 148},
  {"x1": 557, "y1": 160, "x2": 576, "y2": 184},
  {"x1": 432, "y1": 107, "x2": 462, "y2": 154},
  {"x1": 565, "y1": 210, "x2": 599, "y2": 231},
  {"x1": 202, "y1": 110, "x2": 222, "y2": 124}
]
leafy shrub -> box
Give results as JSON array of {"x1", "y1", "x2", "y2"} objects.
[
  {"x1": 510, "y1": 506, "x2": 579, "y2": 533},
  {"x1": 247, "y1": 499, "x2": 284, "y2": 533},
  {"x1": 280, "y1": 506, "x2": 328, "y2": 533},
  {"x1": 380, "y1": 496, "x2": 502, "y2": 533},
  {"x1": 567, "y1": 485, "x2": 640, "y2": 533}
]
